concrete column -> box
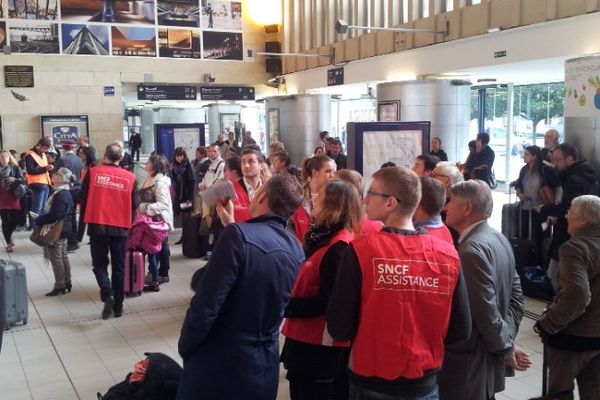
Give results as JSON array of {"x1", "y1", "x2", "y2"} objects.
[
  {"x1": 565, "y1": 117, "x2": 600, "y2": 170},
  {"x1": 377, "y1": 80, "x2": 471, "y2": 162},
  {"x1": 205, "y1": 104, "x2": 243, "y2": 144},
  {"x1": 265, "y1": 94, "x2": 331, "y2": 165}
]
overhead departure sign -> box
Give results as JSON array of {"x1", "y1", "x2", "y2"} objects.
[
  {"x1": 137, "y1": 85, "x2": 197, "y2": 101},
  {"x1": 200, "y1": 86, "x2": 255, "y2": 101}
]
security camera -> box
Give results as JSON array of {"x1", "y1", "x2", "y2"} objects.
[
  {"x1": 335, "y1": 19, "x2": 349, "y2": 34},
  {"x1": 247, "y1": 49, "x2": 256, "y2": 58},
  {"x1": 203, "y1": 73, "x2": 216, "y2": 83}
]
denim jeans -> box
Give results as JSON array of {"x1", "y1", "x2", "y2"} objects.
[
  {"x1": 90, "y1": 234, "x2": 126, "y2": 313},
  {"x1": 349, "y1": 382, "x2": 438, "y2": 400},
  {"x1": 29, "y1": 183, "x2": 49, "y2": 229},
  {"x1": 148, "y1": 238, "x2": 170, "y2": 282}
]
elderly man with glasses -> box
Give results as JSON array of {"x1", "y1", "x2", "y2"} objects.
[
  {"x1": 535, "y1": 195, "x2": 600, "y2": 400},
  {"x1": 536, "y1": 143, "x2": 598, "y2": 289}
]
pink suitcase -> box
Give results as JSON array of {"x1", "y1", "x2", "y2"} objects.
[{"x1": 124, "y1": 250, "x2": 145, "y2": 297}]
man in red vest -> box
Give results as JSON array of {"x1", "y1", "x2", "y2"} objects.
[
  {"x1": 81, "y1": 143, "x2": 138, "y2": 319},
  {"x1": 327, "y1": 166, "x2": 471, "y2": 400}
]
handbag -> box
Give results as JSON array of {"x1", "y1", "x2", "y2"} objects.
[{"x1": 30, "y1": 220, "x2": 64, "y2": 247}]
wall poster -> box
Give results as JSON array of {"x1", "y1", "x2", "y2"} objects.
[
  {"x1": 378, "y1": 101, "x2": 400, "y2": 122},
  {"x1": 564, "y1": 56, "x2": 600, "y2": 118},
  {"x1": 267, "y1": 108, "x2": 280, "y2": 145},
  {"x1": 157, "y1": 0, "x2": 200, "y2": 27},
  {"x1": 9, "y1": 21, "x2": 59, "y2": 54},
  {"x1": 7, "y1": 0, "x2": 57, "y2": 19},
  {"x1": 0, "y1": 0, "x2": 7, "y2": 18},
  {"x1": 201, "y1": 0, "x2": 242, "y2": 31},
  {"x1": 347, "y1": 122, "x2": 430, "y2": 191},
  {"x1": 202, "y1": 30, "x2": 242, "y2": 60},
  {"x1": 158, "y1": 28, "x2": 201, "y2": 58},
  {"x1": 0, "y1": 22, "x2": 6, "y2": 48},
  {"x1": 111, "y1": 26, "x2": 156, "y2": 57},
  {"x1": 61, "y1": 24, "x2": 110, "y2": 55},
  {"x1": 60, "y1": 0, "x2": 155, "y2": 24},
  {"x1": 155, "y1": 123, "x2": 205, "y2": 162},
  {"x1": 40, "y1": 115, "x2": 89, "y2": 146}
]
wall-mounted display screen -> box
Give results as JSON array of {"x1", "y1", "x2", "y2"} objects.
[{"x1": 40, "y1": 115, "x2": 89, "y2": 146}]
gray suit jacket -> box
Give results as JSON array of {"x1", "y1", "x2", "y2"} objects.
[{"x1": 438, "y1": 221, "x2": 524, "y2": 400}]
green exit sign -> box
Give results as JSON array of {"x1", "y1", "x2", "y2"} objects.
[{"x1": 494, "y1": 50, "x2": 507, "y2": 58}]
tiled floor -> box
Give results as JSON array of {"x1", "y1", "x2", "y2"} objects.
[{"x1": 0, "y1": 190, "x2": 571, "y2": 400}]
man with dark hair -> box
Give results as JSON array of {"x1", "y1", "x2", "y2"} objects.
[
  {"x1": 414, "y1": 176, "x2": 453, "y2": 243},
  {"x1": 327, "y1": 167, "x2": 471, "y2": 400},
  {"x1": 269, "y1": 151, "x2": 291, "y2": 175},
  {"x1": 465, "y1": 133, "x2": 496, "y2": 187},
  {"x1": 430, "y1": 137, "x2": 448, "y2": 161},
  {"x1": 327, "y1": 138, "x2": 347, "y2": 170},
  {"x1": 176, "y1": 173, "x2": 305, "y2": 400},
  {"x1": 55, "y1": 141, "x2": 84, "y2": 252},
  {"x1": 537, "y1": 142, "x2": 598, "y2": 288},
  {"x1": 129, "y1": 128, "x2": 142, "y2": 162},
  {"x1": 80, "y1": 143, "x2": 138, "y2": 319},
  {"x1": 412, "y1": 154, "x2": 440, "y2": 177}
]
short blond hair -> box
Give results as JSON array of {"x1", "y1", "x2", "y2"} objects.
[{"x1": 371, "y1": 167, "x2": 421, "y2": 217}]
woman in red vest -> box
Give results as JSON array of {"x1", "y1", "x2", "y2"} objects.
[{"x1": 281, "y1": 180, "x2": 363, "y2": 400}]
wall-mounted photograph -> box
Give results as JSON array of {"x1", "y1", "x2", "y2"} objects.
[
  {"x1": 201, "y1": 0, "x2": 242, "y2": 31},
  {"x1": 62, "y1": 24, "x2": 109, "y2": 55},
  {"x1": 0, "y1": 22, "x2": 6, "y2": 48},
  {"x1": 61, "y1": 0, "x2": 155, "y2": 24},
  {"x1": 157, "y1": 0, "x2": 200, "y2": 27},
  {"x1": 8, "y1": 21, "x2": 59, "y2": 53},
  {"x1": 7, "y1": 0, "x2": 57, "y2": 19},
  {"x1": 158, "y1": 28, "x2": 200, "y2": 58},
  {"x1": 202, "y1": 30, "x2": 242, "y2": 60},
  {"x1": 111, "y1": 26, "x2": 156, "y2": 57},
  {"x1": 0, "y1": 0, "x2": 7, "y2": 18}
]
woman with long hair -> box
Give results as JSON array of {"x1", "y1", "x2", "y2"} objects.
[
  {"x1": 139, "y1": 154, "x2": 174, "y2": 290},
  {"x1": 514, "y1": 145, "x2": 561, "y2": 263},
  {"x1": 172, "y1": 147, "x2": 194, "y2": 244},
  {"x1": 35, "y1": 168, "x2": 74, "y2": 296},
  {"x1": 302, "y1": 154, "x2": 336, "y2": 213},
  {"x1": 281, "y1": 180, "x2": 363, "y2": 400},
  {"x1": 0, "y1": 150, "x2": 24, "y2": 252}
]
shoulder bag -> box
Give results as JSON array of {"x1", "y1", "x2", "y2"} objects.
[{"x1": 30, "y1": 220, "x2": 64, "y2": 247}]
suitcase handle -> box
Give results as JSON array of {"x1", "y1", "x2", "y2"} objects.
[{"x1": 510, "y1": 186, "x2": 533, "y2": 241}]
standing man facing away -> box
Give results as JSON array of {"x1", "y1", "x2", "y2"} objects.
[
  {"x1": 176, "y1": 173, "x2": 305, "y2": 400},
  {"x1": 439, "y1": 179, "x2": 529, "y2": 400},
  {"x1": 80, "y1": 143, "x2": 138, "y2": 319},
  {"x1": 327, "y1": 166, "x2": 471, "y2": 400},
  {"x1": 129, "y1": 128, "x2": 142, "y2": 162},
  {"x1": 55, "y1": 141, "x2": 84, "y2": 252},
  {"x1": 535, "y1": 195, "x2": 600, "y2": 400}
]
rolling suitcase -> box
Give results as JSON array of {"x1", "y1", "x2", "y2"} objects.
[
  {"x1": 511, "y1": 200, "x2": 554, "y2": 301},
  {"x1": 0, "y1": 259, "x2": 28, "y2": 330},
  {"x1": 502, "y1": 189, "x2": 521, "y2": 239},
  {"x1": 124, "y1": 250, "x2": 145, "y2": 297},
  {"x1": 182, "y1": 213, "x2": 208, "y2": 258}
]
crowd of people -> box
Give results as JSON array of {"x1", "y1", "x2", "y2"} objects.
[{"x1": 1, "y1": 127, "x2": 599, "y2": 400}]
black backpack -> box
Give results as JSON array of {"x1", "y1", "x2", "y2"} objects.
[{"x1": 97, "y1": 352, "x2": 182, "y2": 400}]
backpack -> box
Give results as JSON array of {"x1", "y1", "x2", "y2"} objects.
[{"x1": 97, "y1": 352, "x2": 182, "y2": 400}]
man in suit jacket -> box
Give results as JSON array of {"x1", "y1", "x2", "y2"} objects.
[{"x1": 438, "y1": 179, "x2": 530, "y2": 400}]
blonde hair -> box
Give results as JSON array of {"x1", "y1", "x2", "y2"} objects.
[
  {"x1": 371, "y1": 167, "x2": 422, "y2": 217},
  {"x1": 0, "y1": 150, "x2": 18, "y2": 167}
]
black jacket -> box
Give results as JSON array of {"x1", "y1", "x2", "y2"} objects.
[
  {"x1": 35, "y1": 189, "x2": 73, "y2": 239},
  {"x1": 541, "y1": 160, "x2": 598, "y2": 260}
]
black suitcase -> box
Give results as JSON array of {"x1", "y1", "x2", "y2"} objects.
[
  {"x1": 182, "y1": 213, "x2": 208, "y2": 258},
  {"x1": 511, "y1": 199, "x2": 554, "y2": 301}
]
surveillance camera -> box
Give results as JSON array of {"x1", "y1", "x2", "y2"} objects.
[
  {"x1": 335, "y1": 19, "x2": 349, "y2": 34},
  {"x1": 247, "y1": 49, "x2": 256, "y2": 58}
]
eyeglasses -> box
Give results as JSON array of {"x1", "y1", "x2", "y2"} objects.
[{"x1": 366, "y1": 190, "x2": 401, "y2": 202}]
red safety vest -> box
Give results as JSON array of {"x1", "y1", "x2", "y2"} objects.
[
  {"x1": 356, "y1": 215, "x2": 383, "y2": 236},
  {"x1": 424, "y1": 224, "x2": 453, "y2": 244},
  {"x1": 349, "y1": 231, "x2": 460, "y2": 380},
  {"x1": 232, "y1": 180, "x2": 251, "y2": 223},
  {"x1": 282, "y1": 229, "x2": 355, "y2": 347},
  {"x1": 83, "y1": 165, "x2": 136, "y2": 229},
  {"x1": 291, "y1": 206, "x2": 311, "y2": 243}
]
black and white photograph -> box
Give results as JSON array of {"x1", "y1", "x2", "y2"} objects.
[
  {"x1": 202, "y1": 30, "x2": 242, "y2": 60},
  {"x1": 8, "y1": 21, "x2": 60, "y2": 54},
  {"x1": 7, "y1": 0, "x2": 57, "y2": 19},
  {"x1": 201, "y1": 0, "x2": 242, "y2": 31},
  {"x1": 61, "y1": 24, "x2": 110, "y2": 55},
  {"x1": 61, "y1": 0, "x2": 155, "y2": 24},
  {"x1": 158, "y1": 28, "x2": 201, "y2": 58},
  {"x1": 157, "y1": 0, "x2": 200, "y2": 27}
]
